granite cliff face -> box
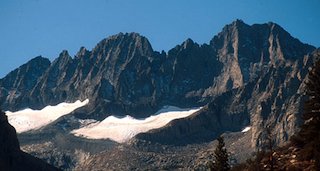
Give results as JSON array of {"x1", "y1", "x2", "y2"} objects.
[{"x1": 0, "y1": 110, "x2": 61, "y2": 171}]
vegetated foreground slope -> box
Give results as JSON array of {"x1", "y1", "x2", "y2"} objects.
[{"x1": 0, "y1": 19, "x2": 317, "y2": 170}]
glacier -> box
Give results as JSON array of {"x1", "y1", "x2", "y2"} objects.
[
  {"x1": 71, "y1": 106, "x2": 201, "y2": 143},
  {"x1": 6, "y1": 99, "x2": 89, "y2": 133},
  {"x1": 5, "y1": 100, "x2": 201, "y2": 143}
]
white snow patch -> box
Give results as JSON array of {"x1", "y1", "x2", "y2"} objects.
[
  {"x1": 71, "y1": 106, "x2": 201, "y2": 143},
  {"x1": 241, "y1": 126, "x2": 251, "y2": 133},
  {"x1": 6, "y1": 99, "x2": 89, "y2": 133}
]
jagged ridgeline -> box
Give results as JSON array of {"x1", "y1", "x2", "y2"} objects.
[
  {"x1": 0, "y1": 20, "x2": 319, "y2": 169},
  {"x1": 0, "y1": 20, "x2": 314, "y2": 120}
]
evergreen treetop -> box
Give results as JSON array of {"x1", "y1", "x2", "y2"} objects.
[{"x1": 210, "y1": 135, "x2": 230, "y2": 171}]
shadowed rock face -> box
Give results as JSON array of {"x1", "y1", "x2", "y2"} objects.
[
  {"x1": 0, "y1": 110, "x2": 20, "y2": 170},
  {"x1": 0, "y1": 110, "x2": 61, "y2": 171}
]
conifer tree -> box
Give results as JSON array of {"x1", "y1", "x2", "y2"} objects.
[
  {"x1": 265, "y1": 126, "x2": 275, "y2": 171},
  {"x1": 210, "y1": 135, "x2": 230, "y2": 171},
  {"x1": 315, "y1": 140, "x2": 320, "y2": 171},
  {"x1": 303, "y1": 54, "x2": 320, "y2": 122},
  {"x1": 292, "y1": 53, "x2": 320, "y2": 161}
]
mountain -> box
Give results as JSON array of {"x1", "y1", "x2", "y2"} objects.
[
  {"x1": 0, "y1": 20, "x2": 314, "y2": 120},
  {"x1": 0, "y1": 19, "x2": 317, "y2": 170}
]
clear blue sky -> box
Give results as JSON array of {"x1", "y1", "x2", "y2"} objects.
[{"x1": 1, "y1": 0, "x2": 319, "y2": 78}]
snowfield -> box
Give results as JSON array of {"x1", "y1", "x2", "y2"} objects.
[
  {"x1": 5, "y1": 101, "x2": 201, "y2": 143},
  {"x1": 6, "y1": 99, "x2": 89, "y2": 133},
  {"x1": 71, "y1": 106, "x2": 201, "y2": 143},
  {"x1": 241, "y1": 126, "x2": 251, "y2": 133}
]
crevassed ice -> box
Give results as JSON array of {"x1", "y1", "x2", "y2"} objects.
[
  {"x1": 71, "y1": 106, "x2": 201, "y2": 143},
  {"x1": 6, "y1": 99, "x2": 89, "y2": 133}
]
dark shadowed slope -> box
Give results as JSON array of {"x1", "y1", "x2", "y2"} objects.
[{"x1": 0, "y1": 110, "x2": 61, "y2": 171}]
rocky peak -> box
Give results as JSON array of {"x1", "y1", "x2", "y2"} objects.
[
  {"x1": 76, "y1": 46, "x2": 90, "y2": 58},
  {"x1": 30, "y1": 55, "x2": 50, "y2": 64},
  {"x1": 182, "y1": 38, "x2": 195, "y2": 49},
  {"x1": 42, "y1": 50, "x2": 73, "y2": 82},
  {"x1": 49, "y1": 50, "x2": 73, "y2": 71},
  {"x1": 18, "y1": 50, "x2": 76, "y2": 109},
  {"x1": 94, "y1": 32, "x2": 153, "y2": 57},
  {"x1": 211, "y1": 19, "x2": 250, "y2": 43},
  {"x1": 0, "y1": 56, "x2": 51, "y2": 88},
  {"x1": 208, "y1": 20, "x2": 315, "y2": 89},
  {"x1": 234, "y1": 19, "x2": 244, "y2": 24},
  {"x1": 229, "y1": 19, "x2": 250, "y2": 33},
  {"x1": 267, "y1": 22, "x2": 314, "y2": 61},
  {"x1": 0, "y1": 56, "x2": 51, "y2": 109}
]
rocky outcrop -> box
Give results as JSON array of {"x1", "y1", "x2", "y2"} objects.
[{"x1": 0, "y1": 110, "x2": 61, "y2": 171}]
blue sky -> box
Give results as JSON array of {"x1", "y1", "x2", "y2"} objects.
[{"x1": 1, "y1": 0, "x2": 319, "y2": 78}]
